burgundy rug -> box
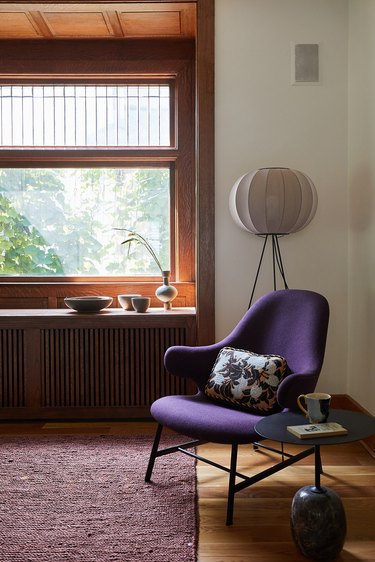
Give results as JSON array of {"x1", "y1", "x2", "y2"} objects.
[{"x1": 0, "y1": 435, "x2": 197, "y2": 562}]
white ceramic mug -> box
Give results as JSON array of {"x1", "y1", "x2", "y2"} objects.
[{"x1": 297, "y1": 392, "x2": 331, "y2": 423}]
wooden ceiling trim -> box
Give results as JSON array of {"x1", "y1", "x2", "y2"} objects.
[
  {"x1": 119, "y1": 2, "x2": 192, "y2": 12},
  {"x1": 42, "y1": 11, "x2": 115, "y2": 37},
  {"x1": 0, "y1": 1, "x2": 196, "y2": 4},
  {"x1": 106, "y1": 10, "x2": 123, "y2": 37},
  {"x1": 180, "y1": 4, "x2": 195, "y2": 36},
  {"x1": 0, "y1": 12, "x2": 42, "y2": 37},
  {"x1": 29, "y1": 11, "x2": 54, "y2": 37},
  {"x1": 119, "y1": 11, "x2": 181, "y2": 38},
  {"x1": 0, "y1": 39, "x2": 195, "y2": 78},
  {"x1": 118, "y1": 2, "x2": 195, "y2": 37},
  {"x1": 0, "y1": 3, "x2": 196, "y2": 39}
]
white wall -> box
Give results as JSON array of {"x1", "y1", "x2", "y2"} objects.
[
  {"x1": 215, "y1": 1, "x2": 349, "y2": 395},
  {"x1": 348, "y1": 0, "x2": 375, "y2": 414}
]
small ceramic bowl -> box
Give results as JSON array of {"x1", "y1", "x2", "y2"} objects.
[
  {"x1": 131, "y1": 297, "x2": 151, "y2": 313},
  {"x1": 118, "y1": 294, "x2": 142, "y2": 311},
  {"x1": 64, "y1": 296, "x2": 113, "y2": 313}
]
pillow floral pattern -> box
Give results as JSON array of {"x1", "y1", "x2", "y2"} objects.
[{"x1": 204, "y1": 347, "x2": 290, "y2": 414}]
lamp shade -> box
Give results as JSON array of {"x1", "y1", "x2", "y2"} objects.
[{"x1": 229, "y1": 167, "x2": 317, "y2": 235}]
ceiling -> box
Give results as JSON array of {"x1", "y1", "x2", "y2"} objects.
[{"x1": 0, "y1": 2, "x2": 196, "y2": 39}]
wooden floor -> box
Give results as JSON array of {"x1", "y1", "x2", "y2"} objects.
[
  {"x1": 0, "y1": 421, "x2": 374, "y2": 562},
  {"x1": 197, "y1": 440, "x2": 375, "y2": 562}
]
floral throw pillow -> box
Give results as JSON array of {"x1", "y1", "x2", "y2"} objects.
[{"x1": 204, "y1": 347, "x2": 290, "y2": 414}]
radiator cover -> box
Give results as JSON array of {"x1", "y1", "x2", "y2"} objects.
[
  {"x1": 41, "y1": 327, "x2": 189, "y2": 408},
  {"x1": 0, "y1": 309, "x2": 196, "y2": 419}
]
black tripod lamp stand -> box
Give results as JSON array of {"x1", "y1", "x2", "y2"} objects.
[{"x1": 229, "y1": 167, "x2": 318, "y2": 308}]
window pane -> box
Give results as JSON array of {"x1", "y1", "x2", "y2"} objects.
[
  {"x1": 0, "y1": 168, "x2": 170, "y2": 276},
  {"x1": 0, "y1": 84, "x2": 171, "y2": 147}
]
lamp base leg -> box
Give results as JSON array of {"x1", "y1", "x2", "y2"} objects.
[{"x1": 248, "y1": 234, "x2": 289, "y2": 308}]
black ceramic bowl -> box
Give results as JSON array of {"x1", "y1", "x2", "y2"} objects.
[{"x1": 64, "y1": 296, "x2": 113, "y2": 313}]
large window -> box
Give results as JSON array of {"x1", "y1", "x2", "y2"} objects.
[
  {"x1": 0, "y1": 74, "x2": 191, "y2": 281},
  {"x1": 0, "y1": 167, "x2": 170, "y2": 276}
]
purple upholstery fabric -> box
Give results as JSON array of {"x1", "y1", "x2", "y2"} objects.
[
  {"x1": 150, "y1": 391, "x2": 264, "y2": 444},
  {"x1": 152, "y1": 289, "x2": 329, "y2": 444}
]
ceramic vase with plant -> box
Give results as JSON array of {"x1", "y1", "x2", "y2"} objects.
[{"x1": 115, "y1": 228, "x2": 178, "y2": 310}]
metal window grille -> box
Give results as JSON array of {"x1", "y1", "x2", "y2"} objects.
[{"x1": 0, "y1": 85, "x2": 170, "y2": 147}]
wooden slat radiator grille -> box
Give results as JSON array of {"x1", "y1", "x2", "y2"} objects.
[
  {"x1": 41, "y1": 327, "x2": 190, "y2": 409},
  {"x1": 0, "y1": 329, "x2": 25, "y2": 408}
]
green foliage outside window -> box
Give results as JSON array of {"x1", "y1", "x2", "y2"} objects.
[{"x1": 0, "y1": 168, "x2": 170, "y2": 276}]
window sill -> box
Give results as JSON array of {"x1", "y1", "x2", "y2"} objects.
[{"x1": 0, "y1": 306, "x2": 196, "y2": 329}]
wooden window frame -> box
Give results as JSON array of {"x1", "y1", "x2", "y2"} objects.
[
  {"x1": 0, "y1": 74, "x2": 193, "y2": 284},
  {"x1": 0, "y1": 41, "x2": 195, "y2": 302},
  {"x1": 0, "y1": 0, "x2": 215, "y2": 345},
  {"x1": 196, "y1": 0, "x2": 215, "y2": 344}
]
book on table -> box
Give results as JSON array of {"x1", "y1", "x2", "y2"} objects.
[{"x1": 287, "y1": 422, "x2": 348, "y2": 439}]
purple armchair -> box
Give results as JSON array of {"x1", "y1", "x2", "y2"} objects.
[{"x1": 145, "y1": 289, "x2": 329, "y2": 524}]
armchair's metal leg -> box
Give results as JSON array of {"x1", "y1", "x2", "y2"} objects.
[
  {"x1": 226, "y1": 443, "x2": 238, "y2": 526},
  {"x1": 145, "y1": 423, "x2": 163, "y2": 482}
]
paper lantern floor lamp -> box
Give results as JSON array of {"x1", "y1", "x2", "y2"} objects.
[{"x1": 229, "y1": 167, "x2": 318, "y2": 307}]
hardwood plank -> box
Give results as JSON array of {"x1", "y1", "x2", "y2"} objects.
[
  {"x1": 197, "y1": 438, "x2": 375, "y2": 561},
  {"x1": 198, "y1": 541, "x2": 375, "y2": 562}
]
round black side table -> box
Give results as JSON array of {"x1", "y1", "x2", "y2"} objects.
[{"x1": 256, "y1": 409, "x2": 375, "y2": 561}]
